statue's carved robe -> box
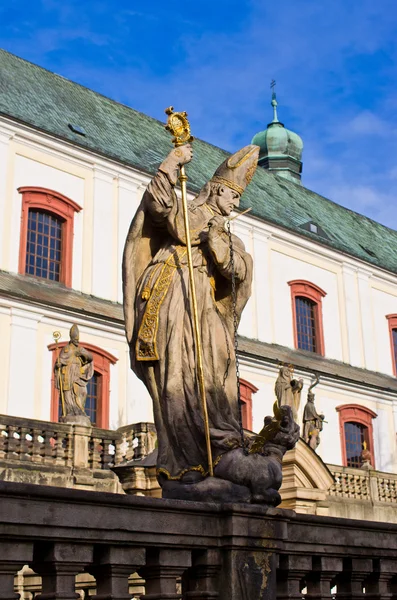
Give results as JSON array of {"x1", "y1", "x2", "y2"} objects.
[
  {"x1": 275, "y1": 367, "x2": 303, "y2": 419},
  {"x1": 55, "y1": 343, "x2": 94, "y2": 416},
  {"x1": 302, "y1": 399, "x2": 323, "y2": 443},
  {"x1": 123, "y1": 168, "x2": 253, "y2": 480}
]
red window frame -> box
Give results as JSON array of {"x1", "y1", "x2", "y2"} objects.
[
  {"x1": 18, "y1": 187, "x2": 82, "y2": 287},
  {"x1": 240, "y1": 378, "x2": 258, "y2": 431},
  {"x1": 48, "y1": 341, "x2": 118, "y2": 429},
  {"x1": 336, "y1": 404, "x2": 377, "y2": 468},
  {"x1": 386, "y1": 315, "x2": 397, "y2": 376},
  {"x1": 288, "y1": 280, "x2": 326, "y2": 356}
]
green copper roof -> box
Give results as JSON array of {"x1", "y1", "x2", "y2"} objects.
[{"x1": 1, "y1": 49, "x2": 397, "y2": 274}]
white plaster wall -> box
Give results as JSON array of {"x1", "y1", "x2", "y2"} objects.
[
  {"x1": 270, "y1": 250, "x2": 343, "y2": 360},
  {"x1": 372, "y1": 287, "x2": 397, "y2": 376},
  {"x1": 0, "y1": 132, "x2": 12, "y2": 270},
  {"x1": 7, "y1": 308, "x2": 42, "y2": 419},
  {"x1": 91, "y1": 170, "x2": 115, "y2": 300},
  {"x1": 117, "y1": 179, "x2": 143, "y2": 303}
]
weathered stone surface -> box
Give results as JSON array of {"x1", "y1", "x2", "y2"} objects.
[{"x1": 1, "y1": 482, "x2": 397, "y2": 598}]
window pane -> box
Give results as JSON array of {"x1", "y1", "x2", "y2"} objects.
[
  {"x1": 295, "y1": 296, "x2": 317, "y2": 352},
  {"x1": 85, "y1": 374, "x2": 99, "y2": 425},
  {"x1": 25, "y1": 209, "x2": 63, "y2": 282},
  {"x1": 344, "y1": 422, "x2": 367, "y2": 468}
]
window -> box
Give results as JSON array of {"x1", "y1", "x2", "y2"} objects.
[
  {"x1": 49, "y1": 341, "x2": 117, "y2": 429},
  {"x1": 288, "y1": 280, "x2": 326, "y2": 356},
  {"x1": 18, "y1": 187, "x2": 82, "y2": 287},
  {"x1": 386, "y1": 315, "x2": 397, "y2": 376},
  {"x1": 239, "y1": 378, "x2": 258, "y2": 431},
  {"x1": 336, "y1": 404, "x2": 377, "y2": 468}
]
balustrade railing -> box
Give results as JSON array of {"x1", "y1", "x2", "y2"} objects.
[
  {"x1": 329, "y1": 463, "x2": 397, "y2": 504},
  {"x1": 2, "y1": 481, "x2": 397, "y2": 600},
  {"x1": 0, "y1": 415, "x2": 73, "y2": 467}
]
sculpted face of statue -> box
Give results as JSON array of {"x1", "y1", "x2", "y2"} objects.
[
  {"x1": 208, "y1": 184, "x2": 241, "y2": 216},
  {"x1": 69, "y1": 324, "x2": 79, "y2": 346}
]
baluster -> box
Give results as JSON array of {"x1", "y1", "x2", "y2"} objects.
[
  {"x1": 88, "y1": 546, "x2": 145, "y2": 600},
  {"x1": 335, "y1": 558, "x2": 372, "y2": 599},
  {"x1": 183, "y1": 549, "x2": 221, "y2": 599},
  {"x1": 0, "y1": 541, "x2": 34, "y2": 600},
  {"x1": 115, "y1": 432, "x2": 127, "y2": 465},
  {"x1": 277, "y1": 554, "x2": 311, "y2": 599},
  {"x1": 31, "y1": 542, "x2": 93, "y2": 600},
  {"x1": 363, "y1": 558, "x2": 397, "y2": 600},
  {"x1": 7, "y1": 426, "x2": 21, "y2": 459},
  {"x1": 64, "y1": 430, "x2": 74, "y2": 467},
  {"x1": 0, "y1": 426, "x2": 8, "y2": 460},
  {"x1": 31, "y1": 428, "x2": 44, "y2": 463},
  {"x1": 101, "y1": 439, "x2": 114, "y2": 469},
  {"x1": 43, "y1": 429, "x2": 56, "y2": 465},
  {"x1": 306, "y1": 557, "x2": 343, "y2": 599},
  {"x1": 89, "y1": 437, "x2": 103, "y2": 470},
  {"x1": 54, "y1": 431, "x2": 66, "y2": 466},
  {"x1": 139, "y1": 548, "x2": 192, "y2": 600}
]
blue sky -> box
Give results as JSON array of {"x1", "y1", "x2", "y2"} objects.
[{"x1": 1, "y1": 0, "x2": 397, "y2": 228}]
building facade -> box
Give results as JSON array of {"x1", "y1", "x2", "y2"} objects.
[{"x1": 1, "y1": 49, "x2": 397, "y2": 487}]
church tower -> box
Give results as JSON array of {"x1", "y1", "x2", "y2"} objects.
[{"x1": 251, "y1": 87, "x2": 303, "y2": 184}]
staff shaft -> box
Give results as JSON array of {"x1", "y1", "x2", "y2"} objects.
[{"x1": 179, "y1": 164, "x2": 214, "y2": 477}]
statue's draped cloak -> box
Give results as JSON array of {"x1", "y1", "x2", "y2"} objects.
[
  {"x1": 55, "y1": 344, "x2": 94, "y2": 416},
  {"x1": 123, "y1": 170, "x2": 253, "y2": 479}
]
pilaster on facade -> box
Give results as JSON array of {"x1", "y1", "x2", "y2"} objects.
[
  {"x1": 252, "y1": 228, "x2": 273, "y2": 343},
  {"x1": 356, "y1": 268, "x2": 377, "y2": 372},
  {"x1": 341, "y1": 263, "x2": 364, "y2": 368}
]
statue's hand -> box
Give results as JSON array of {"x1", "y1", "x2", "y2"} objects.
[
  {"x1": 169, "y1": 143, "x2": 193, "y2": 166},
  {"x1": 208, "y1": 215, "x2": 226, "y2": 237}
]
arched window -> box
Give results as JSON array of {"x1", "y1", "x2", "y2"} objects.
[
  {"x1": 386, "y1": 315, "x2": 397, "y2": 376},
  {"x1": 239, "y1": 379, "x2": 258, "y2": 431},
  {"x1": 48, "y1": 341, "x2": 118, "y2": 429},
  {"x1": 288, "y1": 280, "x2": 326, "y2": 356},
  {"x1": 18, "y1": 187, "x2": 82, "y2": 287},
  {"x1": 336, "y1": 404, "x2": 377, "y2": 468}
]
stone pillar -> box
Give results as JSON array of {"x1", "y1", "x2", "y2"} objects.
[
  {"x1": 0, "y1": 542, "x2": 33, "y2": 600},
  {"x1": 306, "y1": 557, "x2": 343, "y2": 599},
  {"x1": 70, "y1": 423, "x2": 95, "y2": 489},
  {"x1": 32, "y1": 542, "x2": 93, "y2": 600},
  {"x1": 335, "y1": 558, "x2": 372, "y2": 599},
  {"x1": 183, "y1": 549, "x2": 221, "y2": 599},
  {"x1": 88, "y1": 546, "x2": 145, "y2": 600},
  {"x1": 219, "y1": 549, "x2": 276, "y2": 600},
  {"x1": 277, "y1": 554, "x2": 311, "y2": 600},
  {"x1": 139, "y1": 548, "x2": 191, "y2": 600}
]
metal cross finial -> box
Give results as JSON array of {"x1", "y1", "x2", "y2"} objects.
[{"x1": 270, "y1": 79, "x2": 279, "y2": 123}]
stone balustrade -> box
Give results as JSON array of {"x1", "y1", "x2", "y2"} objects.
[
  {"x1": 327, "y1": 463, "x2": 397, "y2": 522},
  {"x1": 2, "y1": 481, "x2": 397, "y2": 599},
  {"x1": 0, "y1": 414, "x2": 155, "y2": 493}
]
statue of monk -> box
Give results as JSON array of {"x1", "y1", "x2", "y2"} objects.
[
  {"x1": 123, "y1": 143, "x2": 300, "y2": 504},
  {"x1": 302, "y1": 391, "x2": 325, "y2": 451},
  {"x1": 54, "y1": 324, "x2": 94, "y2": 418},
  {"x1": 274, "y1": 364, "x2": 303, "y2": 419}
]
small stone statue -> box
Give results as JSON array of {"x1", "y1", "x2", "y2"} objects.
[
  {"x1": 361, "y1": 441, "x2": 373, "y2": 469},
  {"x1": 275, "y1": 363, "x2": 304, "y2": 420},
  {"x1": 54, "y1": 325, "x2": 94, "y2": 424},
  {"x1": 302, "y1": 376, "x2": 325, "y2": 451}
]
